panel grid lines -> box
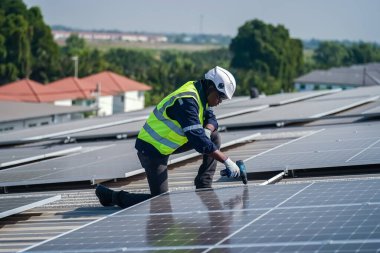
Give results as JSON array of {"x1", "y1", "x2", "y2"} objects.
[
  {"x1": 23, "y1": 179, "x2": 380, "y2": 253},
  {"x1": 203, "y1": 183, "x2": 314, "y2": 253},
  {"x1": 245, "y1": 122, "x2": 380, "y2": 172}
]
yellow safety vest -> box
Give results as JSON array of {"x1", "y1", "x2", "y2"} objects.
[{"x1": 138, "y1": 81, "x2": 206, "y2": 155}]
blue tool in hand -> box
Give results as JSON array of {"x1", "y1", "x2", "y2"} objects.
[{"x1": 220, "y1": 160, "x2": 248, "y2": 185}]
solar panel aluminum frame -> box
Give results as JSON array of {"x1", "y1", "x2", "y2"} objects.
[
  {"x1": 242, "y1": 122, "x2": 380, "y2": 174},
  {"x1": 0, "y1": 194, "x2": 61, "y2": 219},
  {"x1": 124, "y1": 132, "x2": 262, "y2": 178},
  {"x1": 0, "y1": 131, "x2": 261, "y2": 188},
  {"x1": 0, "y1": 146, "x2": 82, "y2": 169},
  {"x1": 221, "y1": 96, "x2": 379, "y2": 129}
]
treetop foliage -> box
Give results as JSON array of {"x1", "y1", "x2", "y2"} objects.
[{"x1": 1, "y1": 2, "x2": 380, "y2": 106}]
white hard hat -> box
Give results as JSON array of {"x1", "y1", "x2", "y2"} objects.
[{"x1": 205, "y1": 66, "x2": 236, "y2": 99}]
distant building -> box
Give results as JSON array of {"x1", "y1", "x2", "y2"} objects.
[
  {"x1": 0, "y1": 79, "x2": 63, "y2": 103},
  {"x1": 52, "y1": 30, "x2": 168, "y2": 43},
  {"x1": 0, "y1": 72, "x2": 152, "y2": 117},
  {"x1": 47, "y1": 77, "x2": 95, "y2": 107},
  {"x1": 294, "y1": 63, "x2": 380, "y2": 91},
  {"x1": 0, "y1": 101, "x2": 92, "y2": 132},
  {"x1": 81, "y1": 71, "x2": 152, "y2": 115}
]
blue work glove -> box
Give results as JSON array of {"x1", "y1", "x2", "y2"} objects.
[
  {"x1": 204, "y1": 128, "x2": 212, "y2": 139},
  {"x1": 224, "y1": 158, "x2": 240, "y2": 178}
]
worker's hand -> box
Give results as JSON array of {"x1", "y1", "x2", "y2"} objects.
[
  {"x1": 204, "y1": 128, "x2": 212, "y2": 139},
  {"x1": 224, "y1": 158, "x2": 240, "y2": 178}
]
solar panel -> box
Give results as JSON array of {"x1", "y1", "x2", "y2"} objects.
[
  {"x1": 0, "y1": 145, "x2": 82, "y2": 168},
  {"x1": 0, "y1": 130, "x2": 261, "y2": 188},
  {"x1": 219, "y1": 86, "x2": 380, "y2": 128},
  {"x1": 51, "y1": 120, "x2": 145, "y2": 141},
  {"x1": 0, "y1": 194, "x2": 61, "y2": 219},
  {"x1": 22, "y1": 178, "x2": 380, "y2": 252},
  {"x1": 0, "y1": 91, "x2": 338, "y2": 146},
  {"x1": 213, "y1": 89, "x2": 340, "y2": 119},
  {"x1": 243, "y1": 121, "x2": 380, "y2": 173},
  {"x1": 0, "y1": 140, "x2": 139, "y2": 187},
  {"x1": 0, "y1": 108, "x2": 152, "y2": 145},
  {"x1": 362, "y1": 105, "x2": 380, "y2": 115}
]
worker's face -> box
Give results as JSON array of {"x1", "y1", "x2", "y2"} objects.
[{"x1": 207, "y1": 89, "x2": 224, "y2": 107}]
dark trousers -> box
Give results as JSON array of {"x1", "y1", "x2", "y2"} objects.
[{"x1": 114, "y1": 131, "x2": 221, "y2": 208}]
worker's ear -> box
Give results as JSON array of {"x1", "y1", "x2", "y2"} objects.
[
  {"x1": 204, "y1": 80, "x2": 216, "y2": 96},
  {"x1": 206, "y1": 86, "x2": 215, "y2": 98}
]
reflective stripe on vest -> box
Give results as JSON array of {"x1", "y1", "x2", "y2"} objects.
[
  {"x1": 137, "y1": 81, "x2": 205, "y2": 155},
  {"x1": 142, "y1": 123, "x2": 180, "y2": 149},
  {"x1": 152, "y1": 91, "x2": 197, "y2": 137}
]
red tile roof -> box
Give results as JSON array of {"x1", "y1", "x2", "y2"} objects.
[
  {"x1": 81, "y1": 71, "x2": 151, "y2": 95},
  {"x1": 0, "y1": 79, "x2": 62, "y2": 103},
  {"x1": 0, "y1": 72, "x2": 151, "y2": 103},
  {"x1": 47, "y1": 77, "x2": 94, "y2": 100}
]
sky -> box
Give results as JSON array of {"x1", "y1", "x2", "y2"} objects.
[{"x1": 24, "y1": 0, "x2": 380, "y2": 43}]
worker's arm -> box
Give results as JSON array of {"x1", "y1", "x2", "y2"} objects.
[
  {"x1": 208, "y1": 149, "x2": 227, "y2": 163},
  {"x1": 167, "y1": 98, "x2": 240, "y2": 177},
  {"x1": 204, "y1": 108, "x2": 218, "y2": 132},
  {"x1": 166, "y1": 98, "x2": 219, "y2": 155}
]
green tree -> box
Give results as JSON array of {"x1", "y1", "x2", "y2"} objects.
[
  {"x1": 0, "y1": 0, "x2": 60, "y2": 84},
  {"x1": 349, "y1": 42, "x2": 380, "y2": 64},
  {"x1": 28, "y1": 6, "x2": 60, "y2": 83},
  {"x1": 59, "y1": 35, "x2": 109, "y2": 78},
  {"x1": 313, "y1": 41, "x2": 350, "y2": 68},
  {"x1": 230, "y1": 19, "x2": 303, "y2": 93},
  {"x1": 2, "y1": 14, "x2": 31, "y2": 78},
  {"x1": 62, "y1": 34, "x2": 87, "y2": 56}
]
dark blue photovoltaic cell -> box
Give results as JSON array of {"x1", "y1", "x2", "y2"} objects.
[
  {"x1": 244, "y1": 121, "x2": 380, "y2": 173},
  {"x1": 219, "y1": 86, "x2": 380, "y2": 128},
  {"x1": 23, "y1": 179, "x2": 380, "y2": 253},
  {"x1": 0, "y1": 130, "x2": 261, "y2": 187},
  {"x1": 113, "y1": 183, "x2": 306, "y2": 216}
]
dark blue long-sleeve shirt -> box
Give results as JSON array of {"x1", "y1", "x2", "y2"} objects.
[{"x1": 135, "y1": 81, "x2": 218, "y2": 158}]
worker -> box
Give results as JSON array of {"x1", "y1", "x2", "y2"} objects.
[{"x1": 95, "y1": 66, "x2": 241, "y2": 208}]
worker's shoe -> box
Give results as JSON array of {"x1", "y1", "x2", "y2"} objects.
[
  {"x1": 95, "y1": 184, "x2": 114, "y2": 206},
  {"x1": 112, "y1": 190, "x2": 130, "y2": 209}
]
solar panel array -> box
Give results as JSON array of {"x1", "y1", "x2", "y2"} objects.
[
  {"x1": 0, "y1": 90, "x2": 340, "y2": 146},
  {"x1": 244, "y1": 121, "x2": 380, "y2": 173},
  {"x1": 0, "y1": 145, "x2": 82, "y2": 168},
  {"x1": 219, "y1": 86, "x2": 380, "y2": 128},
  {"x1": 1, "y1": 85, "x2": 380, "y2": 253},
  {"x1": 0, "y1": 108, "x2": 151, "y2": 145},
  {"x1": 213, "y1": 89, "x2": 340, "y2": 119},
  {"x1": 22, "y1": 178, "x2": 380, "y2": 252},
  {"x1": 44, "y1": 90, "x2": 344, "y2": 140},
  {"x1": 0, "y1": 130, "x2": 260, "y2": 187},
  {"x1": 0, "y1": 194, "x2": 61, "y2": 219}
]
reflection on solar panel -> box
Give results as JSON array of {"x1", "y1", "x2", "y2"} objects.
[
  {"x1": 22, "y1": 178, "x2": 380, "y2": 252},
  {"x1": 244, "y1": 121, "x2": 380, "y2": 173},
  {"x1": 51, "y1": 120, "x2": 145, "y2": 141},
  {"x1": 213, "y1": 89, "x2": 340, "y2": 119},
  {"x1": 219, "y1": 86, "x2": 380, "y2": 128},
  {"x1": 362, "y1": 105, "x2": 380, "y2": 115},
  {"x1": 0, "y1": 146, "x2": 82, "y2": 168},
  {"x1": 0, "y1": 108, "x2": 151, "y2": 145},
  {"x1": 0, "y1": 91, "x2": 339, "y2": 146},
  {"x1": 0, "y1": 195, "x2": 61, "y2": 219},
  {"x1": 0, "y1": 130, "x2": 260, "y2": 187},
  {"x1": 0, "y1": 141, "x2": 138, "y2": 187}
]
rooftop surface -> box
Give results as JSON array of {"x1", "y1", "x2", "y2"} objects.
[{"x1": 0, "y1": 87, "x2": 380, "y2": 253}]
